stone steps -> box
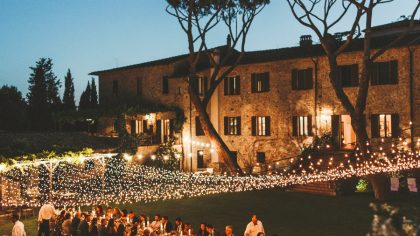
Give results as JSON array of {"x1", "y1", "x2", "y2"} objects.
[{"x1": 288, "y1": 181, "x2": 337, "y2": 196}]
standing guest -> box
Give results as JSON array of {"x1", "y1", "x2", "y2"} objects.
[
  {"x1": 96, "y1": 206, "x2": 104, "y2": 217},
  {"x1": 70, "y1": 212, "x2": 81, "y2": 236},
  {"x1": 38, "y1": 202, "x2": 56, "y2": 236},
  {"x1": 89, "y1": 218, "x2": 99, "y2": 236},
  {"x1": 105, "y1": 218, "x2": 117, "y2": 236},
  {"x1": 98, "y1": 218, "x2": 107, "y2": 236},
  {"x1": 244, "y1": 215, "x2": 264, "y2": 236},
  {"x1": 116, "y1": 224, "x2": 125, "y2": 236},
  {"x1": 11, "y1": 213, "x2": 26, "y2": 236},
  {"x1": 54, "y1": 210, "x2": 66, "y2": 236},
  {"x1": 61, "y1": 213, "x2": 72, "y2": 236},
  {"x1": 128, "y1": 211, "x2": 135, "y2": 224},
  {"x1": 106, "y1": 207, "x2": 113, "y2": 219},
  {"x1": 77, "y1": 213, "x2": 89, "y2": 236},
  {"x1": 224, "y1": 226, "x2": 234, "y2": 236},
  {"x1": 206, "y1": 224, "x2": 219, "y2": 236},
  {"x1": 161, "y1": 216, "x2": 173, "y2": 233},
  {"x1": 196, "y1": 223, "x2": 208, "y2": 236},
  {"x1": 175, "y1": 218, "x2": 184, "y2": 234},
  {"x1": 150, "y1": 214, "x2": 161, "y2": 231}
]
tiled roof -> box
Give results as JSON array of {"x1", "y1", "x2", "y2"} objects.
[{"x1": 90, "y1": 31, "x2": 420, "y2": 76}]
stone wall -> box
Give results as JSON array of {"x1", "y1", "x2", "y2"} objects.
[{"x1": 96, "y1": 44, "x2": 420, "y2": 171}]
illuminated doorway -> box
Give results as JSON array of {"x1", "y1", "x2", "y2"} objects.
[{"x1": 340, "y1": 115, "x2": 356, "y2": 149}]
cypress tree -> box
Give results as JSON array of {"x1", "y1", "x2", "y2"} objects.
[
  {"x1": 90, "y1": 77, "x2": 98, "y2": 108},
  {"x1": 79, "y1": 81, "x2": 91, "y2": 111},
  {"x1": 62, "y1": 69, "x2": 76, "y2": 111}
]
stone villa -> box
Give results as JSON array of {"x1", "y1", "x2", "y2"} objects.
[{"x1": 90, "y1": 21, "x2": 420, "y2": 172}]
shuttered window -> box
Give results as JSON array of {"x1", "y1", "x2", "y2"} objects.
[
  {"x1": 292, "y1": 115, "x2": 313, "y2": 136},
  {"x1": 112, "y1": 80, "x2": 118, "y2": 96},
  {"x1": 251, "y1": 72, "x2": 269, "y2": 93},
  {"x1": 224, "y1": 76, "x2": 240, "y2": 95},
  {"x1": 162, "y1": 76, "x2": 169, "y2": 94},
  {"x1": 256, "y1": 152, "x2": 266, "y2": 164},
  {"x1": 251, "y1": 116, "x2": 270, "y2": 136},
  {"x1": 136, "y1": 78, "x2": 142, "y2": 96},
  {"x1": 192, "y1": 77, "x2": 208, "y2": 96},
  {"x1": 371, "y1": 61, "x2": 398, "y2": 85},
  {"x1": 224, "y1": 116, "x2": 241, "y2": 135},
  {"x1": 292, "y1": 68, "x2": 313, "y2": 90},
  {"x1": 195, "y1": 116, "x2": 204, "y2": 136},
  {"x1": 338, "y1": 64, "x2": 358, "y2": 87},
  {"x1": 371, "y1": 114, "x2": 399, "y2": 138}
]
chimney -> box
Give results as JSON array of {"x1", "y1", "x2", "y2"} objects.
[
  {"x1": 227, "y1": 34, "x2": 231, "y2": 47},
  {"x1": 300, "y1": 35, "x2": 312, "y2": 47}
]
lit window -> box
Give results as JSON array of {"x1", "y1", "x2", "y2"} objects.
[
  {"x1": 379, "y1": 114, "x2": 392, "y2": 137},
  {"x1": 224, "y1": 117, "x2": 241, "y2": 135}
]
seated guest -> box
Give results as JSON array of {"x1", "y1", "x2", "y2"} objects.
[
  {"x1": 206, "y1": 224, "x2": 219, "y2": 236},
  {"x1": 89, "y1": 217, "x2": 98, "y2": 236},
  {"x1": 150, "y1": 214, "x2": 161, "y2": 231},
  {"x1": 224, "y1": 226, "x2": 234, "y2": 236},
  {"x1": 62, "y1": 213, "x2": 72, "y2": 236},
  {"x1": 183, "y1": 223, "x2": 192, "y2": 236},
  {"x1": 175, "y1": 218, "x2": 184, "y2": 233},
  {"x1": 161, "y1": 216, "x2": 173, "y2": 233},
  {"x1": 77, "y1": 213, "x2": 89, "y2": 236},
  {"x1": 139, "y1": 214, "x2": 147, "y2": 227},
  {"x1": 197, "y1": 223, "x2": 208, "y2": 236}
]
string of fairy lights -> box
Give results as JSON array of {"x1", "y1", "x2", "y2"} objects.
[{"x1": 0, "y1": 137, "x2": 419, "y2": 208}]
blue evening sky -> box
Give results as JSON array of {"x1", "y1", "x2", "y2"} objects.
[{"x1": 0, "y1": 0, "x2": 417, "y2": 102}]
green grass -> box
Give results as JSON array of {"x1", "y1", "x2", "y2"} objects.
[{"x1": 1, "y1": 189, "x2": 419, "y2": 236}]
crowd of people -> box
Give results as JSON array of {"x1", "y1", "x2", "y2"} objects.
[{"x1": 10, "y1": 203, "x2": 265, "y2": 236}]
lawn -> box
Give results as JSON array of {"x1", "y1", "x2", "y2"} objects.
[{"x1": 1, "y1": 188, "x2": 419, "y2": 236}]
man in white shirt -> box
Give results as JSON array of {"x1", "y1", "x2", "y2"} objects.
[
  {"x1": 11, "y1": 213, "x2": 26, "y2": 236},
  {"x1": 150, "y1": 214, "x2": 161, "y2": 231},
  {"x1": 38, "y1": 202, "x2": 56, "y2": 236},
  {"x1": 244, "y1": 215, "x2": 264, "y2": 236}
]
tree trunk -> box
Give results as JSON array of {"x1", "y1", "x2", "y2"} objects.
[
  {"x1": 327, "y1": 53, "x2": 389, "y2": 201},
  {"x1": 189, "y1": 88, "x2": 244, "y2": 175}
]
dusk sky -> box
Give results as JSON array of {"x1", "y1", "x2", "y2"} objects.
[{"x1": 0, "y1": 0, "x2": 417, "y2": 102}]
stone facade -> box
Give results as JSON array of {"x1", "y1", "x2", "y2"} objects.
[{"x1": 91, "y1": 30, "x2": 420, "y2": 172}]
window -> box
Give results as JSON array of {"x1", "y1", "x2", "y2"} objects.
[
  {"x1": 195, "y1": 116, "x2": 204, "y2": 136},
  {"x1": 292, "y1": 115, "x2": 313, "y2": 136},
  {"x1": 256, "y1": 152, "x2": 266, "y2": 164},
  {"x1": 163, "y1": 119, "x2": 171, "y2": 142},
  {"x1": 162, "y1": 76, "x2": 169, "y2": 94},
  {"x1": 338, "y1": 64, "x2": 358, "y2": 87},
  {"x1": 224, "y1": 76, "x2": 240, "y2": 95},
  {"x1": 371, "y1": 60, "x2": 398, "y2": 85},
  {"x1": 251, "y1": 72, "x2": 269, "y2": 93},
  {"x1": 192, "y1": 77, "x2": 207, "y2": 96},
  {"x1": 371, "y1": 114, "x2": 399, "y2": 138},
  {"x1": 197, "y1": 150, "x2": 204, "y2": 168},
  {"x1": 224, "y1": 116, "x2": 241, "y2": 135},
  {"x1": 251, "y1": 116, "x2": 271, "y2": 136},
  {"x1": 292, "y1": 68, "x2": 313, "y2": 90},
  {"x1": 136, "y1": 79, "x2": 142, "y2": 96},
  {"x1": 112, "y1": 80, "x2": 118, "y2": 96}
]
